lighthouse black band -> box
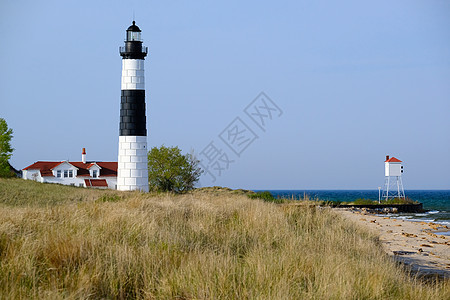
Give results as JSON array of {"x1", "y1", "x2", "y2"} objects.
[
  {"x1": 120, "y1": 41, "x2": 147, "y2": 60},
  {"x1": 120, "y1": 90, "x2": 147, "y2": 136}
]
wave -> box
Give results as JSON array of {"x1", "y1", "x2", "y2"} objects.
[
  {"x1": 434, "y1": 221, "x2": 450, "y2": 226},
  {"x1": 392, "y1": 216, "x2": 414, "y2": 220}
]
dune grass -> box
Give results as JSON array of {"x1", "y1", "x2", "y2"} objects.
[
  {"x1": 0, "y1": 178, "x2": 448, "y2": 299},
  {"x1": 0, "y1": 177, "x2": 133, "y2": 206}
]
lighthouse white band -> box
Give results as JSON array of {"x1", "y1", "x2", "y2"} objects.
[
  {"x1": 117, "y1": 135, "x2": 149, "y2": 192},
  {"x1": 121, "y1": 59, "x2": 145, "y2": 90}
]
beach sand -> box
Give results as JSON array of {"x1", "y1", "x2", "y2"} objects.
[{"x1": 335, "y1": 208, "x2": 450, "y2": 279}]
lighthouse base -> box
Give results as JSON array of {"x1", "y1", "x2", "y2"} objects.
[
  {"x1": 117, "y1": 136, "x2": 149, "y2": 192},
  {"x1": 382, "y1": 176, "x2": 405, "y2": 201}
]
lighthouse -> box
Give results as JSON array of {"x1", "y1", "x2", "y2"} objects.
[
  {"x1": 117, "y1": 21, "x2": 149, "y2": 192},
  {"x1": 382, "y1": 155, "x2": 405, "y2": 200}
]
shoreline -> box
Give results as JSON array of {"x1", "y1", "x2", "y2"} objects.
[
  {"x1": 335, "y1": 208, "x2": 450, "y2": 279},
  {"x1": 386, "y1": 214, "x2": 450, "y2": 229}
]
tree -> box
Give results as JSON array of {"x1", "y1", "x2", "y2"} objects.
[
  {"x1": 147, "y1": 146, "x2": 203, "y2": 193},
  {"x1": 0, "y1": 118, "x2": 14, "y2": 178}
]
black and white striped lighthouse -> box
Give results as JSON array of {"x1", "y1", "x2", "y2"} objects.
[{"x1": 117, "y1": 21, "x2": 149, "y2": 192}]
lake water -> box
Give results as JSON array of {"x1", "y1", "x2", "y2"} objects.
[{"x1": 259, "y1": 190, "x2": 450, "y2": 226}]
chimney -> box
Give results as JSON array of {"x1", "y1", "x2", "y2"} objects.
[
  {"x1": 386, "y1": 155, "x2": 389, "y2": 162},
  {"x1": 82, "y1": 148, "x2": 86, "y2": 164}
]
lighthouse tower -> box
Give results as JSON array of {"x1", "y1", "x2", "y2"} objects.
[
  {"x1": 382, "y1": 155, "x2": 405, "y2": 201},
  {"x1": 117, "y1": 21, "x2": 149, "y2": 192}
]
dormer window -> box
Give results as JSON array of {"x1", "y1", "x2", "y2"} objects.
[
  {"x1": 93, "y1": 170, "x2": 98, "y2": 178},
  {"x1": 64, "y1": 170, "x2": 74, "y2": 178}
]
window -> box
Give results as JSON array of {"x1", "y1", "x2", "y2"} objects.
[
  {"x1": 92, "y1": 170, "x2": 98, "y2": 178},
  {"x1": 56, "y1": 170, "x2": 61, "y2": 178},
  {"x1": 64, "y1": 170, "x2": 68, "y2": 178},
  {"x1": 68, "y1": 170, "x2": 73, "y2": 178},
  {"x1": 127, "y1": 31, "x2": 141, "y2": 41},
  {"x1": 79, "y1": 183, "x2": 84, "y2": 187}
]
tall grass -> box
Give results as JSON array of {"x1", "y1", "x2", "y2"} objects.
[
  {"x1": 0, "y1": 178, "x2": 138, "y2": 206},
  {"x1": 0, "y1": 179, "x2": 448, "y2": 299}
]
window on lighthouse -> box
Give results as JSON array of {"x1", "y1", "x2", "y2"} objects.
[{"x1": 127, "y1": 31, "x2": 141, "y2": 41}]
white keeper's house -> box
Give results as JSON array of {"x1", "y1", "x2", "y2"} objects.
[{"x1": 22, "y1": 148, "x2": 118, "y2": 189}]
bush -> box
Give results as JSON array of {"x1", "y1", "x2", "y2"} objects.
[
  {"x1": 384, "y1": 197, "x2": 417, "y2": 205},
  {"x1": 341, "y1": 197, "x2": 418, "y2": 205},
  {"x1": 148, "y1": 146, "x2": 203, "y2": 193},
  {"x1": 97, "y1": 194, "x2": 123, "y2": 202},
  {"x1": 248, "y1": 191, "x2": 284, "y2": 204},
  {"x1": 350, "y1": 198, "x2": 377, "y2": 205}
]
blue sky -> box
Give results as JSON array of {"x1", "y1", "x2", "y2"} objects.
[{"x1": 1, "y1": 0, "x2": 449, "y2": 189}]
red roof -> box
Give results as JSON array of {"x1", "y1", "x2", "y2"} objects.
[
  {"x1": 23, "y1": 161, "x2": 117, "y2": 177},
  {"x1": 40, "y1": 170, "x2": 54, "y2": 177},
  {"x1": 84, "y1": 179, "x2": 108, "y2": 187},
  {"x1": 385, "y1": 157, "x2": 402, "y2": 163},
  {"x1": 69, "y1": 162, "x2": 93, "y2": 176},
  {"x1": 23, "y1": 161, "x2": 61, "y2": 177},
  {"x1": 96, "y1": 162, "x2": 118, "y2": 177},
  {"x1": 23, "y1": 161, "x2": 60, "y2": 170}
]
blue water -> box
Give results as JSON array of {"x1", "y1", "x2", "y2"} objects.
[{"x1": 257, "y1": 190, "x2": 450, "y2": 226}]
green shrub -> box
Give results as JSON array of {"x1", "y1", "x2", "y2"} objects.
[
  {"x1": 350, "y1": 198, "x2": 378, "y2": 205},
  {"x1": 148, "y1": 146, "x2": 203, "y2": 193},
  {"x1": 341, "y1": 197, "x2": 418, "y2": 205},
  {"x1": 97, "y1": 194, "x2": 123, "y2": 202},
  {"x1": 248, "y1": 191, "x2": 284, "y2": 204},
  {"x1": 384, "y1": 197, "x2": 417, "y2": 205}
]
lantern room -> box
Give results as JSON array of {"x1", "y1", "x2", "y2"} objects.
[
  {"x1": 384, "y1": 155, "x2": 403, "y2": 177},
  {"x1": 126, "y1": 21, "x2": 142, "y2": 41}
]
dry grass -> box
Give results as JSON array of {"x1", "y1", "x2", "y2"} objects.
[
  {"x1": 0, "y1": 178, "x2": 133, "y2": 206},
  {"x1": 0, "y1": 179, "x2": 448, "y2": 299}
]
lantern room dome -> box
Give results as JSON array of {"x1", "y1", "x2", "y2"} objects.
[{"x1": 127, "y1": 21, "x2": 141, "y2": 32}]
